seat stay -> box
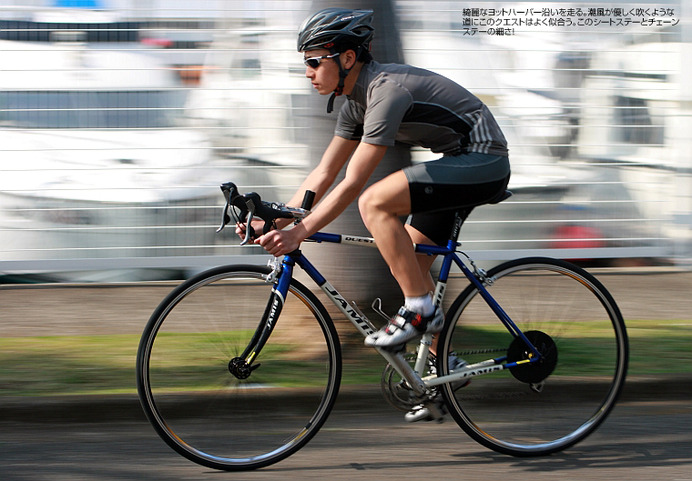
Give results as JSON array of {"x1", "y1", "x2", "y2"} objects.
[{"x1": 448, "y1": 252, "x2": 543, "y2": 358}]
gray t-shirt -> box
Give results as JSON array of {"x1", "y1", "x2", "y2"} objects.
[{"x1": 335, "y1": 61, "x2": 508, "y2": 157}]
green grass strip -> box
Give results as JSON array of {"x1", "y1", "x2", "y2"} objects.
[{"x1": 0, "y1": 319, "x2": 689, "y2": 397}]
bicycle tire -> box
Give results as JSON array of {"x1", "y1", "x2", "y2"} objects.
[
  {"x1": 136, "y1": 264, "x2": 341, "y2": 471},
  {"x1": 437, "y1": 257, "x2": 628, "y2": 457}
]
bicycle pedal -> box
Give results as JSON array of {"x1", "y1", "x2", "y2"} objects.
[
  {"x1": 405, "y1": 401, "x2": 446, "y2": 423},
  {"x1": 426, "y1": 402, "x2": 446, "y2": 423},
  {"x1": 379, "y1": 342, "x2": 406, "y2": 353}
]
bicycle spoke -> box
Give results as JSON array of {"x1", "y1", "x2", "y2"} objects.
[
  {"x1": 137, "y1": 266, "x2": 340, "y2": 471},
  {"x1": 439, "y1": 258, "x2": 628, "y2": 456}
]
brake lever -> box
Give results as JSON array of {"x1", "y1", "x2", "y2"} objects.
[
  {"x1": 240, "y1": 211, "x2": 255, "y2": 246},
  {"x1": 217, "y1": 182, "x2": 237, "y2": 233},
  {"x1": 216, "y1": 200, "x2": 231, "y2": 233}
]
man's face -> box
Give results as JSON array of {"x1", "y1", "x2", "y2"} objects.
[{"x1": 302, "y1": 49, "x2": 341, "y2": 95}]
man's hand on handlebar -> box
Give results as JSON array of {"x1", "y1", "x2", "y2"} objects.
[
  {"x1": 255, "y1": 229, "x2": 304, "y2": 257},
  {"x1": 235, "y1": 217, "x2": 303, "y2": 256},
  {"x1": 234, "y1": 218, "x2": 263, "y2": 243},
  {"x1": 222, "y1": 183, "x2": 316, "y2": 256}
]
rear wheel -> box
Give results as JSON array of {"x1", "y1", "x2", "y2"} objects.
[
  {"x1": 136, "y1": 264, "x2": 341, "y2": 470},
  {"x1": 437, "y1": 257, "x2": 628, "y2": 456}
]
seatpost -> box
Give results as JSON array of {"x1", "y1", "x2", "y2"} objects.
[{"x1": 449, "y1": 208, "x2": 471, "y2": 246}]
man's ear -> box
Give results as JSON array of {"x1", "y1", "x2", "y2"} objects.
[{"x1": 342, "y1": 49, "x2": 357, "y2": 69}]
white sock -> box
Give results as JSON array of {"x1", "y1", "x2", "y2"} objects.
[{"x1": 404, "y1": 294, "x2": 435, "y2": 317}]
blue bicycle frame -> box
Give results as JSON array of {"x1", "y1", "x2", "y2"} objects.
[{"x1": 251, "y1": 214, "x2": 544, "y2": 397}]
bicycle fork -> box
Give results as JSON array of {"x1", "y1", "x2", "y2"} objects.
[{"x1": 228, "y1": 259, "x2": 291, "y2": 379}]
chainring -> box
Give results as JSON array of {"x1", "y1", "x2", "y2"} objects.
[{"x1": 380, "y1": 353, "x2": 436, "y2": 411}]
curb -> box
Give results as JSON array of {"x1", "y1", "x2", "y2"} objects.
[{"x1": 1, "y1": 376, "x2": 690, "y2": 424}]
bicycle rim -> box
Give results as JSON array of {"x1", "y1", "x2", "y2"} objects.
[
  {"x1": 136, "y1": 265, "x2": 341, "y2": 471},
  {"x1": 439, "y1": 257, "x2": 628, "y2": 456}
]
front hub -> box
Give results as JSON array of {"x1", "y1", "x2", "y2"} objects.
[{"x1": 228, "y1": 357, "x2": 253, "y2": 380}]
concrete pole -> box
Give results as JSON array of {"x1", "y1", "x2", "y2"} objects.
[{"x1": 301, "y1": 0, "x2": 411, "y2": 317}]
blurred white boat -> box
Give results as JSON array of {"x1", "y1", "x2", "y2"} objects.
[
  {"x1": 186, "y1": 24, "x2": 311, "y2": 171},
  {"x1": 577, "y1": 38, "x2": 690, "y2": 258},
  {"x1": 397, "y1": 14, "x2": 669, "y2": 263},
  {"x1": 0, "y1": 39, "x2": 223, "y2": 280}
]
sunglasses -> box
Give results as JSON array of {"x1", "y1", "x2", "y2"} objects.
[{"x1": 303, "y1": 52, "x2": 340, "y2": 68}]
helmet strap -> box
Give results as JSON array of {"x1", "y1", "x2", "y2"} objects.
[
  {"x1": 326, "y1": 46, "x2": 360, "y2": 113},
  {"x1": 327, "y1": 65, "x2": 349, "y2": 113},
  {"x1": 326, "y1": 92, "x2": 337, "y2": 114}
]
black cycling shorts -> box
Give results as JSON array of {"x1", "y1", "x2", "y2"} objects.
[{"x1": 404, "y1": 152, "x2": 510, "y2": 245}]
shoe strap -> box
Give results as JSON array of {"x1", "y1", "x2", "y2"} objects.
[
  {"x1": 394, "y1": 306, "x2": 428, "y2": 332},
  {"x1": 384, "y1": 309, "x2": 408, "y2": 333}
]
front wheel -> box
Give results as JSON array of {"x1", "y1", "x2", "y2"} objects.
[
  {"x1": 437, "y1": 257, "x2": 628, "y2": 456},
  {"x1": 136, "y1": 264, "x2": 341, "y2": 471}
]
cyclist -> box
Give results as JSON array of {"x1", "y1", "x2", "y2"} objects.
[{"x1": 241, "y1": 8, "x2": 510, "y2": 357}]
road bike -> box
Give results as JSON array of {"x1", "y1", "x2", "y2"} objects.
[{"x1": 136, "y1": 181, "x2": 629, "y2": 471}]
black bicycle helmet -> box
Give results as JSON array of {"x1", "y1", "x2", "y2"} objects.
[
  {"x1": 297, "y1": 8, "x2": 374, "y2": 53},
  {"x1": 298, "y1": 8, "x2": 374, "y2": 113}
]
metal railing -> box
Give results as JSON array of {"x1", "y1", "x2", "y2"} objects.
[{"x1": 0, "y1": 0, "x2": 689, "y2": 281}]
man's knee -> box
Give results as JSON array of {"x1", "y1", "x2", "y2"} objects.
[
  {"x1": 359, "y1": 174, "x2": 411, "y2": 224},
  {"x1": 358, "y1": 186, "x2": 376, "y2": 222},
  {"x1": 358, "y1": 189, "x2": 372, "y2": 227}
]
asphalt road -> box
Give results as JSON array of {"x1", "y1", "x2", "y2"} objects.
[
  {"x1": 1, "y1": 268, "x2": 691, "y2": 480},
  {"x1": 1, "y1": 388, "x2": 691, "y2": 481}
]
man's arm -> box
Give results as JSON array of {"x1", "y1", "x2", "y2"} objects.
[
  {"x1": 256, "y1": 140, "x2": 388, "y2": 256},
  {"x1": 238, "y1": 135, "x2": 357, "y2": 239},
  {"x1": 286, "y1": 135, "x2": 359, "y2": 211},
  {"x1": 296, "y1": 141, "x2": 387, "y2": 234}
]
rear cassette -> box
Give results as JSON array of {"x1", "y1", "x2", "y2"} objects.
[{"x1": 507, "y1": 330, "x2": 558, "y2": 384}]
